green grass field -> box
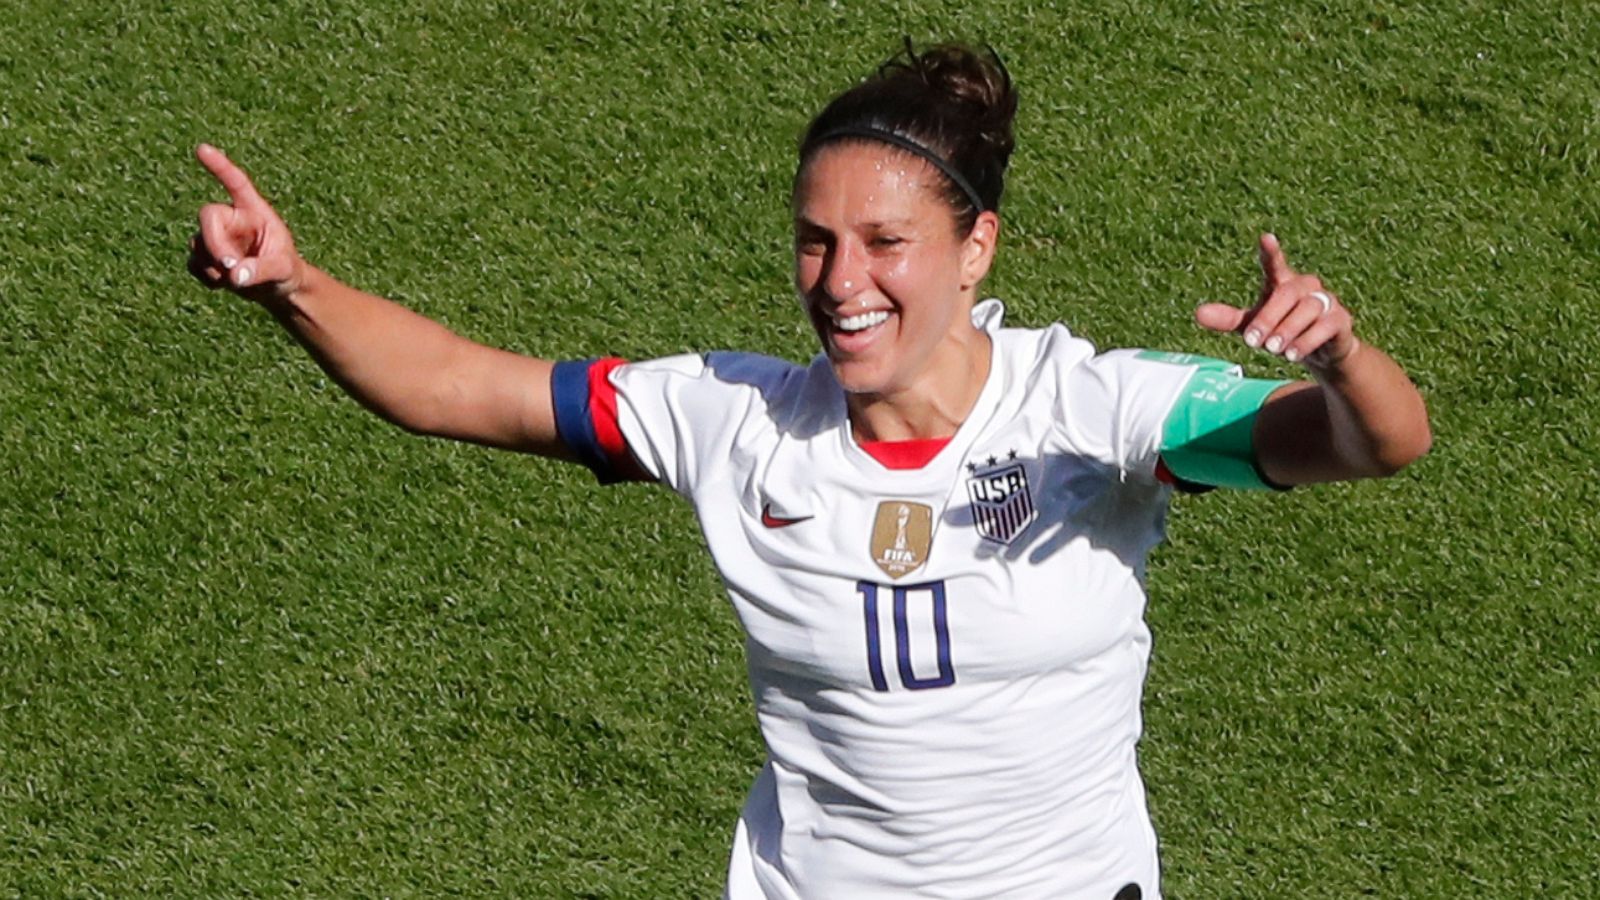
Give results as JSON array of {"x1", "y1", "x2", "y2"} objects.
[{"x1": 3, "y1": 1, "x2": 1598, "y2": 895}]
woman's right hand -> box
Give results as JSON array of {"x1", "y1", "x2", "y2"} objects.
[{"x1": 187, "y1": 144, "x2": 305, "y2": 306}]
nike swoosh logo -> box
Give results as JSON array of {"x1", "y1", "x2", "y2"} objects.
[{"x1": 760, "y1": 503, "x2": 813, "y2": 529}]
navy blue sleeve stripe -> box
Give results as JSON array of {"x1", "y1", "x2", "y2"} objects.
[{"x1": 550, "y1": 358, "x2": 613, "y2": 481}]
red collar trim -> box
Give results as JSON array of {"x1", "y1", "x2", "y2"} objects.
[{"x1": 856, "y1": 436, "x2": 953, "y2": 470}]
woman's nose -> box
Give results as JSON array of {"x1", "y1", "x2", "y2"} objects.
[{"x1": 823, "y1": 241, "x2": 867, "y2": 303}]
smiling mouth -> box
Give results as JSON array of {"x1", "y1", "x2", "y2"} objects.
[{"x1": 834, "y1": 310, "x2": 890, "y2": 332}]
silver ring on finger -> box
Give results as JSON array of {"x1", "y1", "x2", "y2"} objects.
[{"x1": 1311, "y1": 291, "x2": 1333, "y2": 314}]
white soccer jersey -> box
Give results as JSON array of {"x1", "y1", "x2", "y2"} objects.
[{"x1": 550, "y1": 300, "x2": 1265, "y2": 900}]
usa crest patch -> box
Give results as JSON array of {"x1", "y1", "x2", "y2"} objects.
[{"x1": 966, "y1": 458, "x2": 1036, "y2": 544}]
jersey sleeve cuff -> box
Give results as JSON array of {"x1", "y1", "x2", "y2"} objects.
[{"x1": 550, "y1": 358, "x2": 653, "y2": 484}]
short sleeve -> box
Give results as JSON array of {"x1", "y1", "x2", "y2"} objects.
[
  {"x1": 1058, "y1": 348, "x2": 1286, "y2": 489},
  {"x1": 550, "y1": 352, "x2": 795, "y2": 496},
  {"x1": 1058, "y1": 348, "x2": 1196, "y2": 481}
]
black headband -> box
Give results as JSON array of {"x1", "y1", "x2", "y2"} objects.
[{"x1": 813, "y1": 126, "x2": 986, "y2": 214}]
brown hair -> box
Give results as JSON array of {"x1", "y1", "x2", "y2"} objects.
[{"x1": 798, "y1": 41, "x2": 1018, "y2": 234}]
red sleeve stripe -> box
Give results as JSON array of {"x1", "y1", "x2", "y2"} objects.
[
  {"x1": 587, "y1": 357, "x2": 629, "y2": 466},
  {"x1": 1154, "y1": 456, "x2": 1176, "y2": 485},
  {"x1": 586, "y1": 357, "x2": 652, "y2": 483},
  {"x1": 1156, "y1": 454, "x2": 1215, "y2": 495}
]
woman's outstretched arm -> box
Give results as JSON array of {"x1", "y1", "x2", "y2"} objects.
[
  {"x1": 1194, "y1": 233, "x2": 1432, "y2": 485},
  {"x1": 187, "y1": 144, "x2": 570, "y2": 459}
]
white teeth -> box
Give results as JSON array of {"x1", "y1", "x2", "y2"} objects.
[{"x1": 835, "y1": 310, "x2": 890, "y2": 332}]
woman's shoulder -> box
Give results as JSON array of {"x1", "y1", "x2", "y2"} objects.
[
  {"x1": 619, "y1": 350, "x2": 803, "y2": 388},
  {"x1": 615, "y1": 350, "x2": 830, "y2": 422},
  {"x1": 992, "y1": 313, "x2": 1208, "y2": 407},
  {"x1": 990, "y1": 308, "x2": 1228, "y2": 382},
  {"x1": 991, "y1": 314, "x2": 1099, "y2": 379}
]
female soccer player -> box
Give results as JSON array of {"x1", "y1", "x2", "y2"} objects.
[{"x1": 188, "y1": 43, "x2": 1429, "y2": 900}]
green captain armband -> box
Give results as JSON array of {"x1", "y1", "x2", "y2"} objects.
[{"x1": 1143, "y1": 351, "x2": 1290, "y2": 491}]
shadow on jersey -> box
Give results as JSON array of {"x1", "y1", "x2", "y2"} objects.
[{"x1": 943, "y1": 452, "x2": 1168, "y2": 571}]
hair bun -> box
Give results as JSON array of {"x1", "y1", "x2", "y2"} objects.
[
  {"x1": 801, "y1": 40, "x2": 1020, "y2": 228},
  {"x1": 894, "y1": 42, "x2": 1017, "y2": 164}
]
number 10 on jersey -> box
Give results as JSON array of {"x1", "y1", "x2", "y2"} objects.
[{"x1": 857, "y1": 580, "x2": 955, "y2": 691}]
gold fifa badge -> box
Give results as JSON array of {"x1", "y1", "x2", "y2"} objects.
[{"x1": 870, "y1": 501, "x2": 934, "y2": 580}]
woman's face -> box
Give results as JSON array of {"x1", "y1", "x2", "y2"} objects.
[{"x1": 793, "y1": 142, "x2": 996, "y2": 397}]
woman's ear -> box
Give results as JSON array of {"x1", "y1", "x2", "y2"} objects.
[{"x1": 960, "y1": 211, "x2": 1000, "y2": 289}]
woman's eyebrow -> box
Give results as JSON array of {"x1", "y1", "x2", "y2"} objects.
[{"x1": 793, "y1": 217, "x2": 915, "y2": 230}]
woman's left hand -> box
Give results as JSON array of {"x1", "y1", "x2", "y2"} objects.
[
  {"x1": 1195, "y1": 233, "x2": 1357, "y2": 369},
  {"x1": 1198, "y1": 233, "x2": 1431, "y2": 483}
]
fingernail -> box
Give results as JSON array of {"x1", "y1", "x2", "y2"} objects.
[
  {"x1": 1265, "y1": 336, "x2": 1283, "y2": 353},
  {"x1": 1245, "y1": 329, "x2": 1262, "y2": 348},
  {"x1": 1285, "y1": 348, "x2": 1300, "y2": 363},
  {"x1": 235, "y1": 267, "x2": 252, "y2": 285},
  {"x1": 221, "y1": 257, "x2": 237, "y2": 269}
]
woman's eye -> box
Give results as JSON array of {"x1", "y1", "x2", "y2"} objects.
[{"x1": 869, "y1": 236, "x2": 903, "y2": 249}]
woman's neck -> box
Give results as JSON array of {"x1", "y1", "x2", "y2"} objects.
[{"x1": 847, "y1": 328, "x2": 993, "y2": 443}]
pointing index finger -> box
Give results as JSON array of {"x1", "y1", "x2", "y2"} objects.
[
  {"x1": 1258, "y1": 232, "x2": 1296, "y2": 290},
  {"x1": 196, "y1": 143, "x2": 265, "y2": 209}
]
